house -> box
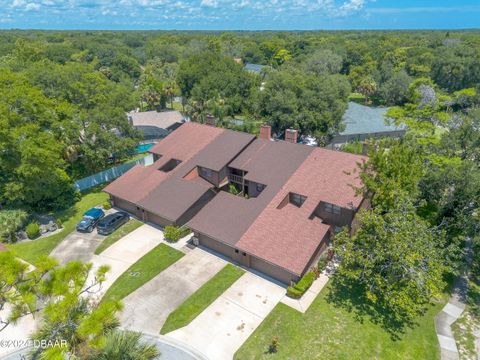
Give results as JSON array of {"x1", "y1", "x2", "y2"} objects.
[
  {"x1": 127, "y1": 110, "x2": 185, "y2": 141},
  {"x1": 0, "y1": 243, "x2": 7, "y2": 252},
  {"x1": 329, "y1": 102, "x2": 406, "y2": 147},
  {"x1": 104, "y1": 123, "x2": 367, "y2": 284}
]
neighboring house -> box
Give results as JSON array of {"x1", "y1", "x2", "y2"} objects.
[
  {"x1": 128, "y1": 110, "x2": 185, "y2": 141},
  {"x1": 104, "y1": 123, "x2": 367, "y2": 284},
  {"x1": 329, "y1": 102, "x2": 406, "y2": 147},
  {"x1": 0, "y1": 243, "x2": 7, "y2": 252}
]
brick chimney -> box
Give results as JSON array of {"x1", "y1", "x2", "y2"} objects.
[
  {"x1": 259, "y1": 124, "x2": 271, "y2": 141},
  {"x1": 285, "y1": 129, "x2": 298, "y2": 144},
  {"x1": 205, "y1": 115, "x2": 216, "y2": 127}
]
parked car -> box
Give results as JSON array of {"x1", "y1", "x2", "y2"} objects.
[
  {"x1": 97, "y1": 212, "x2": 130, "y2": 235},
  {"x1": 76, "y1": 208, "x2": 105, "y2": 233}
]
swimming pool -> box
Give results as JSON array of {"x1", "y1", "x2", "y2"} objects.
[{"x1": 130, "y1": 143, "x2": 155, "y2": 154}]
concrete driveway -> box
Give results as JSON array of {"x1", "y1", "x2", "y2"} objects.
[
  {"x1": 0, "y1": 305, "x2": 36, "y2": 358},
  {"x1": 166, "y1": 272, "x2": 286, "y2": 360},
  {"x1": 50, "y1": 229, "x2": 104, "y2": 264},
  {"x1": 119, "y1": 248, "x2": 226, "y2": 335},
  {"x1": 50, "y1": 209, "x2": 116, "y2": 264},
  {"x1": 84, "y1": 224, "x2": 164, "y2": 299}
]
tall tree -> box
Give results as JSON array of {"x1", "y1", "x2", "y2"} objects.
[
  {"x1": 333, "y1": 202, "x2": 446, "y2": 328},
  {"x1": 258, "y1": 68, "x2": 350, "y2": 145}
]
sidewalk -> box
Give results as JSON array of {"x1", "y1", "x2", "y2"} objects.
[{"x1": 435, "y1": 239, "x2": 473, "y2": 360}]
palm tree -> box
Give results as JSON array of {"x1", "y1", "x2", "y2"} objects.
[
  {"x1": 163, "y1": 80, "x2": 178, "y2": 109},
  {"x1": 94, "y1": 330, "x2": 160, "y2": 360}
]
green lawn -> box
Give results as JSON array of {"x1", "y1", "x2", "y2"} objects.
[
  {"x1": 8, "y1": 190, "x2": 109, "y2": 265},
  {"x1": 94, "y1": 219, "x2": 143, "y2": 255},
  {"x1": 235, "y1": 281, "x2": 447, "y2": 360},
  {"x1": 161, "y1": 264, "x2": 244, "y2": 334},
  {"x1": 102, "y1": 244, "x2": 184, "y2": 302}
]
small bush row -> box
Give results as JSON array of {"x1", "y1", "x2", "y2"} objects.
[
  {"x1": 317, "y1": 253, "x2": 328, "y2": 272},
  {"x1": 164, "y1": 225, "x2": 191, "y2": 242},
  {"x1": 287, "y1": 271, "x2": 316, "y2": 299},
  {"x1": 25, "y1": 222, "x2": 40, "y2": 239},
  {"x1": 0, "y1": 209, "x2": 28, "y2": 242}
]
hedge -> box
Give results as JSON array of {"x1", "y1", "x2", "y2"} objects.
[
  {"x1": 286, "y1": 286, "x2": 303, "y2": 299},
  {"x1": 164, "y1": 225, "x2": 191, "y2": 242},
  {"x1": 286, "y1": 271, "x2": 316, "y2": 299},
  {"x1": 25, "y1": 222, "x2": 40, "y2": 239},
  {"x1": 317, "y1": 253, "x2": 328, "y2": 272}
]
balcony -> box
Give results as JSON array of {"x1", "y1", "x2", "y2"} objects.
[{"x1": 229, "y1": 174, "x2": 244, "y2": 184}]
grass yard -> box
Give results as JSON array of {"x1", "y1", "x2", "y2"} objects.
[
  {"x1": 160, "y1": 264, "x2": 244, "y2": 335},
  {"x1": 94, "y1": 219, "x2": 143, "y2": 255},
  {"x1": 235, "y1": 281, "x2": 447, "y2": 360},
  {"x1": 102, "y1": 243, "x2": 184, "y2": 302},
  {"x1": 8, "y1": 190, "x2": 109, "y2": 265}
]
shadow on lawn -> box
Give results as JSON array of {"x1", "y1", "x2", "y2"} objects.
[{"x1": 326, "y1": 276, "x2": 419, "y2": 340}]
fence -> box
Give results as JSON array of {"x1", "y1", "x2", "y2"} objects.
[{"x1": 74, "y1": 154, "x2": 154, "y2": 191}]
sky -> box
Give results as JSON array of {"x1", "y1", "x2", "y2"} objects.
[{"x1": 0, "y1": 0, "x2": 479, "y2": 30}]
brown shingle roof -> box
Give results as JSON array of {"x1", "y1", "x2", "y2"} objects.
[
  {"x1": 105, "y1": 122, "x2": 224, "y2": 214},
  {"x1": 193, "y1": 130, "x2": 255, "y2": 172},
  {"x1": 105, "y1": 123, "x2": 254, "y2": 223},
  {"x1": 138, "y1": 176, "x2": 212, "y2": 221},
  {"x1": 188, "y1": 139, "x2": 313, "y2": 245},
  {"x1": 148, "y1": 122, "x2": 224, "y2": 158},
  {"x1": 236, "y1": 148, "x2": 366, "y2": 275}
]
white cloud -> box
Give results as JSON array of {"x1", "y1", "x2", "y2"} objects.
[
  {"x1": 25, "y1": 2, "x2": 40, "y2": 10},
  {"x1": 200, "y1": 0, "x2": 218, "y2": 7},
  {"x1": 340, "y1": 0, "x2": 365, "y2": 12}
]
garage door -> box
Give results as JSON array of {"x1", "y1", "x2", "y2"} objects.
[
  {"x1": 250, "y1": 256, "x2": 298, "y2": 285},
  {"x1": 146, "y1": 212, "x2": 172, "y2": 227},
  {"x1": 113, "y1": 197, "x2": 142, "y2": 218}
]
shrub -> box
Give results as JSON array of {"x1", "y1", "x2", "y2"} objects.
[
  {"x1": 25, "y1": 222, "x2": 40, "y2": 239},
  {"x1": 286, "y1": 286, "x2": 303, "y2": 299},
  {"x1": 228, "y1": 184, "x2": 240, "y2": 196},
  {"x1": 103, "y1": 201, "x2": 112, "y2": 210},
  {"x1": 56, "y1": 219, "x2": 63, "y2": 228},
  {"x1": 317, "y1": 253, "x2": 328, "y2": 272},
  {"x1": 294, "y1": 271, "x2": 316, "y2": 293},
  {"x1": 287, "y1": 271, "x2": 316, "y2": 299},
  {"x1": 0, "y1": 210, "x2": 29, "y2": 242},
  {"x1": 268, "y1": 337, "x2": 279, "y2": 354},
  {"x1": 164, "y1": 225, "x2": 191, "y2": 242}
]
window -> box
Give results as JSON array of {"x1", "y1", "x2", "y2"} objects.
[
  {"x1": 235, "y1": 249, "x2": 239, "y2": 254},
  {"x1": 242, "y1": 252, "x2": 247, "y2": 256},
  {"x1": 200, "y1": 167, "x2": 213, "y2": 178},
  {"x1": 289, "y1": 193, "x2": 307, "y2": 207},
  {"x1": 325, "y1": 202, "x2": 341, "y2": 215},
  {"x1": 256, "y1": 183, "x2": 265, "y2": 192}
]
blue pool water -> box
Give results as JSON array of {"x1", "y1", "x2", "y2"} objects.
[{"x1": 131, "y1": 143, "x2": 155, "y2": 154}]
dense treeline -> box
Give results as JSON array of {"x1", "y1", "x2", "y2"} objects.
[{"x1": 0, "y1": 30, "x2": 479, "y2": 212}]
